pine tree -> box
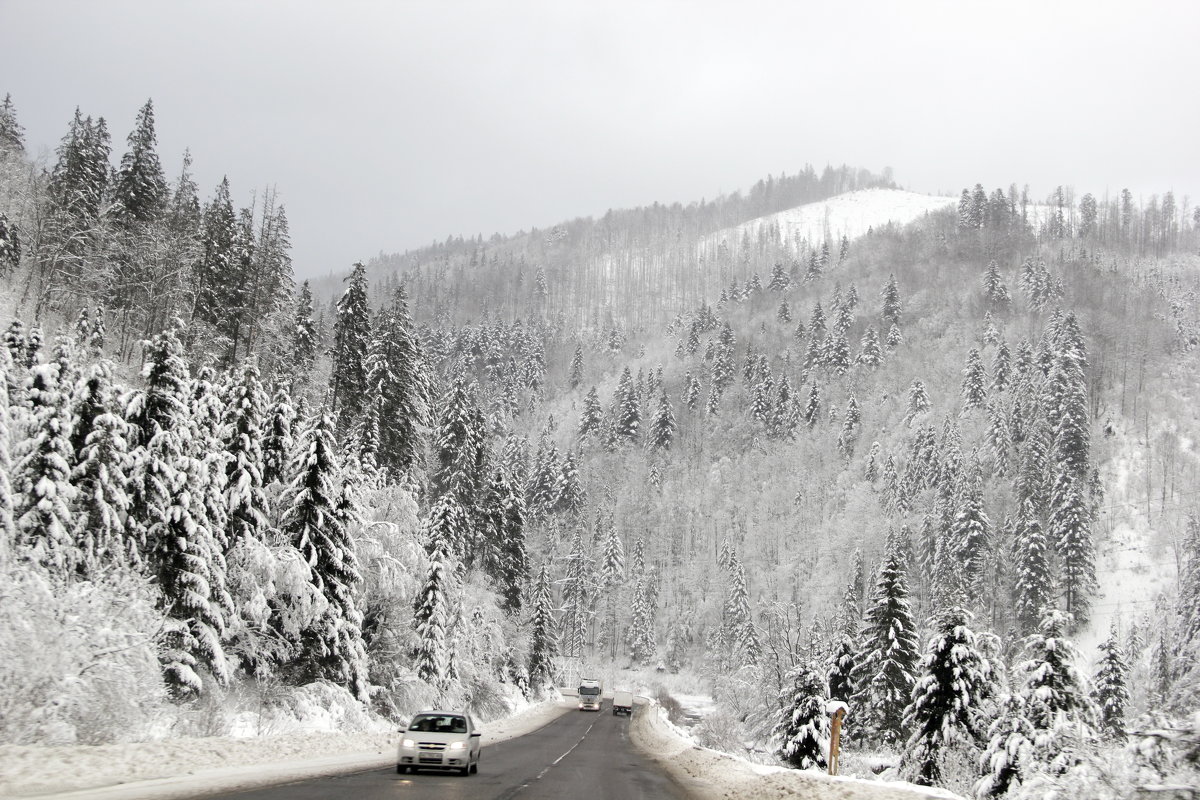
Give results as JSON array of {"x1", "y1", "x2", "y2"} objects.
[
  {"x1": 1093, "y1": 623, "x2": 1130, "y2": 741},
  {"x1": 774, "y1": 660, "x2": 830, "y2": 770},
  {"x1": 777, "y1": 299, "x2": 792, "y2": 323},
  {"x1": 281, "y1": 408, "x2": 369, "y2": 699},
  {"x1": 856, "y1": 326, "x2": 884, "y2": 369},
  {"x1": 952, "y1": 458, "x2": 991, "y2": 598},
  {"x1": 991, "y1": 340, "x2": 1011, "y2": 393},
  {"x1": 886, "y1": 322, "x2": 904, "y2": 349},
  {"x1": 599, "y1": 519, "x2": 625, "y2": 588},
  {"x1": 292, "y1": 280, "x2": 318, "y2": 372},
  {"x1": 568, "y1": 343, "x2": 584, "y2": 389},
  {"x1": 367, "y1": 285, "x2": 429, "y2": 482},
  {"x1": 1016, "y1": 609, "x2": 1095, "y2": 773},
  {"x1": 851, "y1": 534, "x2": 922, "y2": 746},
  {"x1": 628, "y1": 577, "x2": 657, "y2": 663},
  {"x1": 683, "y1": 372, "x2": 701, "y2": 411},
  {"x1": 974, "y1": 692, "x2": 1036, "y2": 798},
  {"x1": 1011, "y1": 497, "x2": 1054, "y2": 634},
  {"x1": 836, "y1": 395, "x2": 860, "y2": 458},
  {"x1": 413, "y1": 517, "x2": 456, "y2": 691},
  {"x1": 961, "y1": 348, "x2": 988, "y2": 411},
  {"x1": 881, "y1": 274, "x2": 902, "y2": 329},
  {"x1": 901, "y1": 606, "x2": 992, "y2": 786},
  {"x1": 69, "y1": 363, "x2": 132, "y2": 567},
  {"x1": 0, "y1": 93, "x2": 25, "y2": 156},
  {"x1": 330, "y1": 262, "x2": 372, "y2": 435},
  {"x1": 261, "y1": 387, "x2": 295, "y2": 486},
  {"x1": 803, "y1": 381, "x2": 821, "y2": 428},
  {"x1": 724, "y1": 555, "x2": 760, "y2": 667},
  {"x1": 111, "y1": 99, "x2": 167, "y2": 226},
  {"x1": 648, "y1": 388, "x2": 677, "y2": 452},
  {"x1": 578, "y1": 385, "x2": 604, "y2": 442},
  {"x1": 221, "y1": 362, "x2": 270, "y2": 548},
  {"x1": 611, "y1": 366, "x2": 640, "y2": 444},
  {"x1": 555, "y1": 449, "x2": 586, "y2": 515},
  {"x1": 12, "y1": 363, "x2": 79, "y2": 571},
  {"x1": 905, "y1": 379, "x2": 931, "y2": 423},
  {"x1": 528, "y1": 562, "x2": 559, "y2": 693},
  {"x1": 982, "y1": 261, "x2": 1011, "y2": 309}
]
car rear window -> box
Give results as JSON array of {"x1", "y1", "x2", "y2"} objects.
[{"x1": 409, "y1": 714, "x2": 468, "y2": 733}]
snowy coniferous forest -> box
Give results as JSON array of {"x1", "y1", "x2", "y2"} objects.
[{"x1": 3, "y1": 93, "x2": 1200, "y2": 797}]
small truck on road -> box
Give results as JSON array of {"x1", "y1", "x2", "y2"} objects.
[{"x1": 612, "y1": 690, "x2": 634, "y2": 716}]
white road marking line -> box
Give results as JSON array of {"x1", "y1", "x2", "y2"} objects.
[{"x1": 534, "y1": 718, "x2": 596, "y2": 780}]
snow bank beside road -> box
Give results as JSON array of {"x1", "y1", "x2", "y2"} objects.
[
  {"x1": 1, "y1": 697, "x2": 571, "y2": 799},
  {"x1": 630, "y1": 700, "x2": 965, "y2": 800}
]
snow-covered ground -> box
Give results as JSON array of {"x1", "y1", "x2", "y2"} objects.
[
  {"x1": 703, "y1": 188, "x2": 958, "y2": 254},
  {"x1": 630, "y1": 699, "x2": 966, "y2": 800},
  {"x1": 0, "y1": 696, "x2": 571, "y2": 799}
]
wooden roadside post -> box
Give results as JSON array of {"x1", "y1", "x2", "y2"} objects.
[{"x1": 827, "y1": 702, "x2": 848, "y2": 776}]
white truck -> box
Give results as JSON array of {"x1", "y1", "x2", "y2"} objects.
[
  {"x1": 611, "y1": 690, "x2": 634, "y2": 716},
  {"x1": 577, "y1": 678, "x2": 602, "y2": 711}
]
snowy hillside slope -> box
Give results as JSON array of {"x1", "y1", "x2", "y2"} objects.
[{"x1": 702, "y1": 188, "x2": 957, "y2": 254}]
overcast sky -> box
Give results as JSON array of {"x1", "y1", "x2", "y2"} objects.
[{"x1": 3, "y1": 0, "x2": 1198, "y2": 278}]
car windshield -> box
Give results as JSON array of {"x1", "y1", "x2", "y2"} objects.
[
  {"x1": 408, "y1": 714, "x2": 468, "y2": 733},
  {"x1": 579, "y1": 686, "x2": 600, "y2": 695}
]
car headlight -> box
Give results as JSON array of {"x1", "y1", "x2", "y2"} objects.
[
  {"x1": 402, "y1": 738, "x2": 416, "y2": 748},
  {"x1": 449, "y1": 740, "x2": 465, "y2": 750}
]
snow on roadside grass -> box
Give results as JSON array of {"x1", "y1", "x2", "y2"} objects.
[
  {"x1": 0, "y1": 696, "x2": 572, "y2": 799},
  {"x1": 630, "y1": 699, "x2": 965, "y2": 800}
]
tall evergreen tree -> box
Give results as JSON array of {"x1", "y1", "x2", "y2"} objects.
[
  {"x1": 281, "y1": 408, "x2": 369, "y2": 700},
  {"x1": 260, "y1": 386, "x2": 295, "y2": 486},
  {"x1": 902, "y1": 606, "x2": 992, "y2": 786},
  {"x1": 649, "y1": 388, "x2": 677, "y2": 452},
  {"x1": 111, "y1": 99, "x2": 167, "y2": 226},
  {"x1": 221, "y1": 362, "x2": 270, "y2": 549},
  {"x1": 413, "y1": 514, "x2": 456, "y2": 691},
  {"x1": 69, "y1": 362, "x2": 132, "y2": 568},
  {"x1": 292, "y1": 280, "x2": 319, "y2": 372},
  {"x1": 1093, "y1": 623, "x2": 1130, "y2": 741},
  {"x1": 578, "y1": 386, "x2": 603, "y2": 441},
  {"x1": 881, "y1": 274, "x2": 902, "y2": 329},
  {"x1": 528, "y1": 562, "x2": 559, "y2": 693},
  {"x1": 330, "y1": 262, "x2": 372, "y2": 435},
  {"x1": 851, "y1": 533, "x2": 922, "y2": 746},
  {"x1": 774, "y1": 659, "x2": 830, "y2": 770},
  {"x1": 611, "y1": 366, "x2": 640, "y2": 444},
  {"x1": 1016, "y1": 609, "x2": 1095, "y2": 773},
  {"x1": 0, "y1": 93, "x2": 25, "y2": 155},
  {"x1": 366, "y1": 285, "x2": 429, "y2": 481}
]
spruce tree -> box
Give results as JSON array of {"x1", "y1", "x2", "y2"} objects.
[
  {"x1": 281, "y1": 408, "x2": 369, "y2": 699},
  {"x1": 413, "y1": 515, "x2": 455, "y2": 691},
  {"x1": 901, "y1": 606, "x2": 992, "y2": 786},
  {"x1": 851, "y1": 533, "x2": 922, "y2": 746},
  {"x1": 906, "y1": 379, "x2": 931, "y2": 423},
  {"x1": 0, "y1": 93, "x2": 25, "y2": 156},
  {"x1": 649, "y1": 388, "x2": 677, "y2": 452},
  {"x1": 836, "y1": 395, "x2": 860, "y2": 458},
  {"x1": 1016, "y1": 609, "x2": 1095, "y2": 773},
  {"x1": 221, "y1": 362, "x2": 270, "y2": 549},
  {"x1": 69, "y1": 363, "x2": 132, "y2": 567},
  {"x1": 528, "y1": 562, "x2": 559, "y2": 693},
  {"x1": 0, "y1": 348, "x2": 16, "y2": 558},
  {"x1": 111, "y1": 99, "x2": 167, "y2": 226},
  {"x1": 881, "y1": 274, "x2": 902, "y2": 329},
  {"x1": 260, "y1": 387, "x2": 295, "y2": 486},
  {"x1": 724, "y1": 555, "x2": 760, "y2": 667},
  {"x1": 628, "y1": 576, "x2": 657, "y2": 663},
  {"x1": 1011, "y1": 497, "x2": 1054, "y2": 634},
  {"x1": 1093, "y1": 623, "x2": 1129, "y2": 741},
  {"x1": 330, "y1": 262, "x2": 372, "y2": 435},
  {"x1": 568, "y1": 343, "x2": 584, "y2": 389},
  {"x1": 774, "y1": 660, "x2": 830, "y2": 770},
  {"x1": 961, "y1": 348, "x2": 988, "y2": 411},
  {"x1": 982, "y1": 260, "x2": 1011, "y2": 309},
  {"x1": 975, "y1": 692, "x2": 1036, "y2": 798},
  {"x1": 559, "y1": 528, "x2": 590, "y2": 657},
  {"x1": 12, "y1": 363, "x2": 79, "y2": 572},
  {"x1": 579, "y1": 386, "x2": 603, "y2": 441},
  {"x1": 952, "y1": 458, "x2": 991, "y2": 598},
  {"x1": 366, "y1": 285, "x2": 429, "y2": 481},
  {"x1": 292, "y1": 280, "x2": 318, "y2": 372},
  {"x1": 611, "y1": 366, "x2": 640, "y2": 444}
]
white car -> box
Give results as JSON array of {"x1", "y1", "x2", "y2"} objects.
[{"x1": 396, "y1": 710, "x2": 481, "y2": 776}]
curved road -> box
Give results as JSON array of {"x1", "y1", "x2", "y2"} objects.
[{"x1": 207, "y1": 702, "x2": 688, "y2": 800}]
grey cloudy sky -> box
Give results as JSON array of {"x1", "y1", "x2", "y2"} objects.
[{"x1": 3, "y1": 0, "x2": 1198, "y2": 279}]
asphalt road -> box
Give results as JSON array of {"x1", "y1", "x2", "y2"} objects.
[{"x1": 207, "y1": 702, "x2": 688, "y2": 800}]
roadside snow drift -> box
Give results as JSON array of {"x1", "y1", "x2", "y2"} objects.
[{"x1": 630, "y1": 700, "x2": 966, "y2": 800}]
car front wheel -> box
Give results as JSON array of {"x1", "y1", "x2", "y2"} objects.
[{"x1": 396, "y1": 765, "x2": 407, "y2": 774}]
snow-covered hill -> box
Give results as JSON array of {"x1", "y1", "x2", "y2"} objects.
[{"x1": 704, "y1": 188, "x2": 958, "y2": 253}]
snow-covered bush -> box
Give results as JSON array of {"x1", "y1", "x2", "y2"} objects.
[{"x1": 0, "y1": 564, "x2": 166, "y2": 744}]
